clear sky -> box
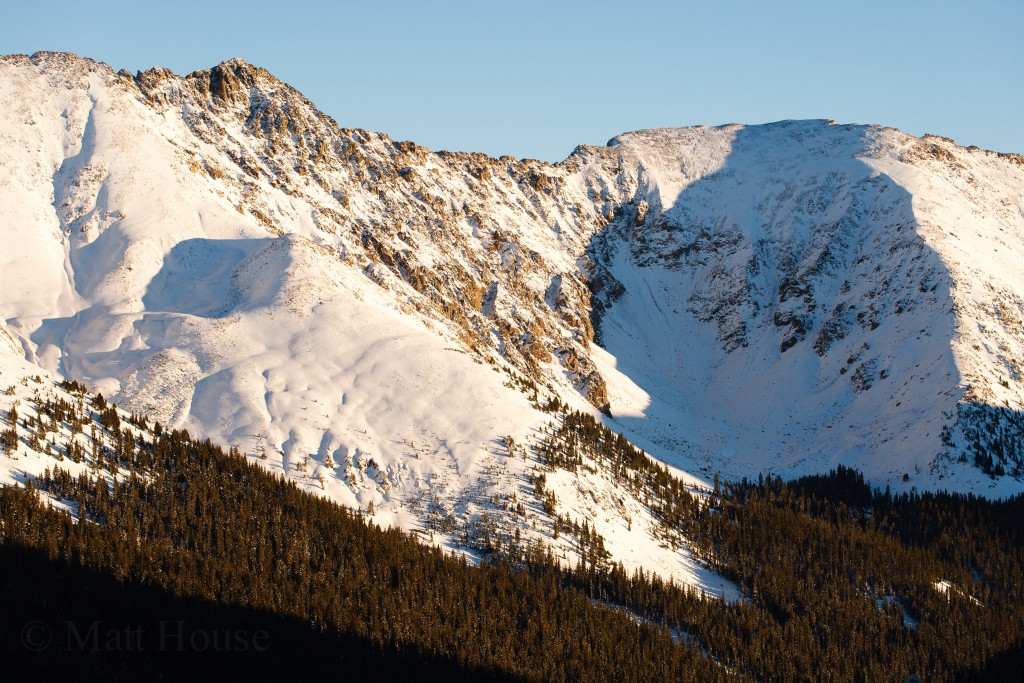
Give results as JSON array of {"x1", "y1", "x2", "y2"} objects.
[{"x1": 2, "y1": 0, "x2": 1021, "y2": 162}]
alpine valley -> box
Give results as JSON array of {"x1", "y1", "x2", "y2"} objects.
[{"x1": 2, "y1": 54, "x2": 1024, "y2": 679}]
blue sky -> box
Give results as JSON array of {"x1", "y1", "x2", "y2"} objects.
[{"x1": 3, "y1": 0, "x2": 1021, "y2": 161}]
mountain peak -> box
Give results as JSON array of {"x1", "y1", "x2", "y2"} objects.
[{"x1": 216, "y1": 56, "x2": 255, "y2": 69}]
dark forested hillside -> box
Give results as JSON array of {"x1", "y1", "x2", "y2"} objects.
[
  {"x1": 0, "y1": 401, "x2": 733, "y2": 682},
  {"x1": 1, "y1": 392, "x2": 1022, "y2": 681},
  {"x1": 534, "y1": 411, "x2": 1024, "y2": 682}
]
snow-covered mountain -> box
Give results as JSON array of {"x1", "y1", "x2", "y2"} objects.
[
  {"x1": 585, "y1": 123, "x2": 1024, "y2": 496},
  {"x1": 1, "y1": 52, "x2": 1023, "y2": 581}
]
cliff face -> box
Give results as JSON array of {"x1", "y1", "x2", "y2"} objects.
[{"x1": 2, "y1": 52, "x2": 1024, "y2": 510}]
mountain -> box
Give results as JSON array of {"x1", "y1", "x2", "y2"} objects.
[
  {"x1": 587, "y1": 123, "x2": 1024, "y2": 494},
  {"x1": 1, "y1": 52, "x2": 1023, "y2": 580}
]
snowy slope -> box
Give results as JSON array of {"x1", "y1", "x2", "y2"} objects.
[
  {"x1": 579, "y1": 122, "x2": 1024, "y2": 497},
  {"x1": 1, "y1": 52, "x2": 1023, "y2": 588}
]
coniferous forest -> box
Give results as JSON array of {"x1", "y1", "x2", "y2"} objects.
[{"x1": 1, "y1": 388, "x2": 1022, "y2": 681}]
